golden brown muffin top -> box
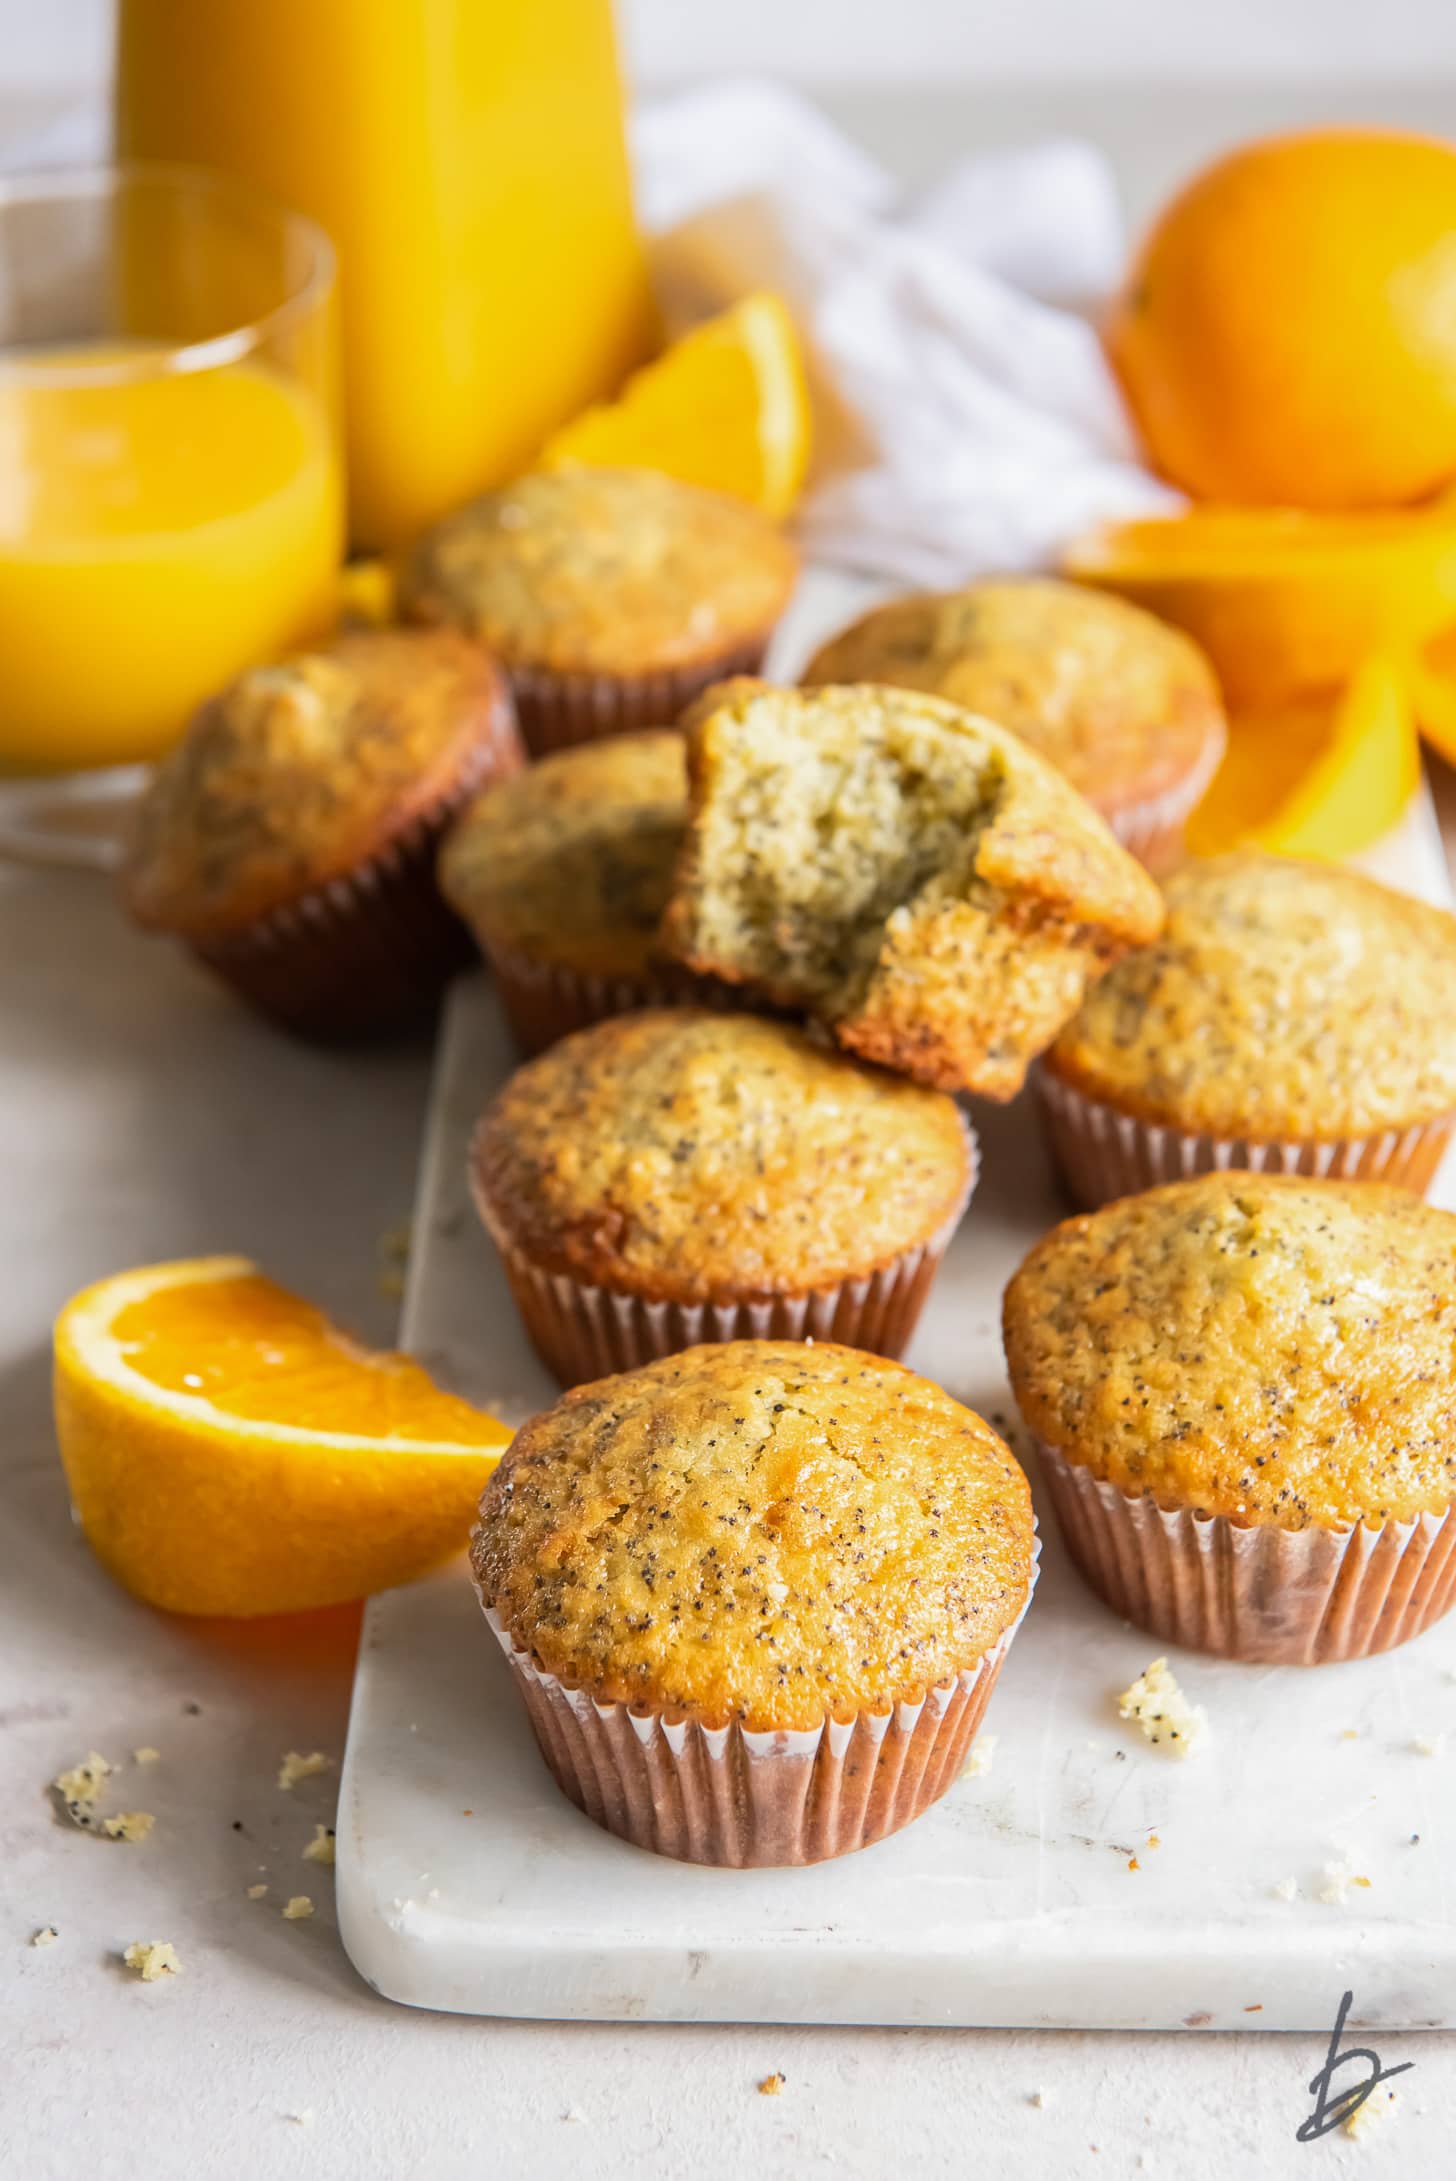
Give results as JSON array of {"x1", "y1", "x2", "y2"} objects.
[
  {"x1": 439, "y1": 731, "x2": 685, "y2": 979},
  {"x1": 659, "y1": 680, "x2": 1165, "y2": 1098},
  {"x1": 802, "y1": 579, "x2": 1224, "y2": 808},
  {"x1": 1048, "y1": 852, "x2": 1456, "y2": 1140},
  {"x1": 1004, "y1": 1172, "x2": 1456, "y2": 1531},
  {"x1": 399, "y1": 467, "x2": 799, "y2": 677},
  {"x1": 123, "y1": 629, "x2": 513, "y2": 939},
  {"x1": 472, "y1": 1339, "x2": 1034, "y2": 1729},
  {"x1": 473, "y1": 1010, "x2": 972, "y2": 1301}
]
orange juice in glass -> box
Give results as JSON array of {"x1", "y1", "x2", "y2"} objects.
[
  {"x1": 0, "y1": 166, "x2": 341, "y2": 858},
  {"x1": 116, "y1": 0, "x2": 655, "y2": 551}
]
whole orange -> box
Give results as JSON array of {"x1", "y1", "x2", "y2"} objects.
[{"x1": 1108, "y1": 128, "x2": 1456, "y2": 509}]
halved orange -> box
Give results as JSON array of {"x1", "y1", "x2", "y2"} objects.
[
  {"x1": 1064, "y1": 500, "x2": 1456, "y2": 704},
  {"x1": 54, "y1": 1258, "x2": 511, "y2": 1618},
  {"x1": 1186, "y1": 654, "x2": 1421, "y2": 861},
  {"x1": 538, "y1": 292, "x2": 812, "y2": 520}
]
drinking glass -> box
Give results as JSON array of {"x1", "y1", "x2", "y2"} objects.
[{"x1": 0, "y1": 164, "x2": 342, "y2": 864}]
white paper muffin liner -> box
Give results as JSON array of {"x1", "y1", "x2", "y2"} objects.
[
  {"x1": 472, "y1": 1117, "x2": 978, "y2": 1384},
  {"x1": 475, "y1": 1535, "x2": 1038, "y2": 1866},
  {"x1": 1037, "y1": 1067, "x2": 1455, "y2": 1211},
  {"x1": 1099, "y1": 722, "x2": 1225, "y2": 874},
  {"x1": 1033, "y1": 1437, "x2": 1456, "y2": 1665},
  {"x1": 508, "y1": 635, "x2": 772, "y2": 757},
  {"x1": 478, "y1": 938, "x2": 749, "y2": 1057}
]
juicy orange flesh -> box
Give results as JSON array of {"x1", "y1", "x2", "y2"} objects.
[
  {"x1": 1187, "y1": 696, "x2": 1334, "y2": 853},
  {"x1": 109, "y1": 1275, "x2": 499, "y2": 1443},
  {"x1": 539, "y1": 292, "x2": 811, "y2": 518},
  {"x1": 1072, "y1": 501, "x2": 1456, "y2": 573}
]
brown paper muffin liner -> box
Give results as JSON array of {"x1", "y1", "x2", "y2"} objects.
[
  {"x1": 472, "y1": 1119, "x2": 978, "y2": 1384},
  {"x1": 1100, "y1": 722, "x2": 1226, "y2": 875},
  {"x1": 1037, "y1": 1068, "x2": 1456, "y2": 1211},
  {"x1": 475, "y1": 1537, "x2": 1037, "y2": 1866},
  {"x1": 192, "y1": 710, "x2": 523, "y2": 1041},
  {"x1": 507, "y1": 634, "x2": 773, "y2": 756},
  {"x1": 1033, "y1": 1437, "x2": 1456, "y2": 1665},
  {"x1": 479, "y1": 938, "x2": 754, "y2": 1058}
]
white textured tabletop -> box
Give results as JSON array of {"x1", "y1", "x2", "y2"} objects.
[{"x1": 8, "y1": 71, "x2": 1456, "y2": 2181}]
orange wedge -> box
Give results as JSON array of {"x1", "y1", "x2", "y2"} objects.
[
  {"x1": 337, "y1": 557, "x2": 396, "y2": 629},
  {"x1": 1187, "y1": 654, "x2": 1421, "y2": 861},
  {"x1": 1064, "y1": 500, "x2": 1456, "y2": 704},
  {"x1": 538, "y1": 291, "x2": 812, "y2": 520},
  {"x1": 1411, "y1": 621, "x2": 1456, "y2": 770},
  {"x1": 54, "y1": 1258, "x2": 511, "y2": 1618}
]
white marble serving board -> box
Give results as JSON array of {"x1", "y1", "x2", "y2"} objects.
[{"x1": 337, "y1": 568, "x2": 1456, "y2": 2028}]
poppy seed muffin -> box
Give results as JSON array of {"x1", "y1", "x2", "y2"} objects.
[
  {"x1": 122, "y1": 628, "x2": 522, "y2": 1038},
  {"x1": 658, "y1": 679, "x2": 1164, "y2": 1098},
  {"x1": 473, "y1": 1009, "x2": 976, "y2": 1381},
  {"x1": 438, "y1": 731, "x2": 731, "y2": 1053},
  {"x1": 399, "y1": 467, "x2": 798, "y2": 753},
  {"x1": 802, "y1": 578, "x2": 1226, "y2": 870},
  {"x1": 1003, "y1": 1172, "x2": 1456, "y2": 1661},
  {"x1": 472, "y1": 1338, "x2": 1036, "y2": 1863},
  {"x1": 1041, "y1": 852, "x2": 1456, "y2": 1206}
]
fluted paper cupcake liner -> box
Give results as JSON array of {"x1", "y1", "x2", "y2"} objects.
[
  {"x1": 1100, "y1": 724, "x2": 1226, "y2": 874},
  {"x1": 1037, "y1": 1068, "x2": 1455, "y2": 1211},
  {"x1": 193, "y1": 708, "x2": 524, "y2": 1041},
  {"x1": 472, "y1": 1120, "x2": 977, "y2": 1384},
  {"x1": 479, "y1": 938, "x2": 753, "y2": 1057},
  {"x1": 476, "y1": 1537, "x2": 1036, "y2": 1866},
  {"x1": 507, "y1": 635, "x2": 772, "y2": 757},
  {"x1": 1034, "y1": 1437, "x2": 1456, "y2": 1664}
]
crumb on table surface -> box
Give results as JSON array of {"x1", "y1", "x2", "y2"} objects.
[
  {"x1": 51, "y1": 1752, "x2": 153, "y2": 1841},
  {"x1": 123, "y1": 1940, "x2": 181, "y2": 1982},
  {"x1": 758, "y1": 2073, "x2": 786, "y2": 2097},
  {"x1": 282, "y1": 1896, "x2": 314, "y2": 1921},
  {"x1": 303, "y1": 1824, "x2": 336, "y2": 1866},
  {"x1": 277, "y1": 1751, "x2": 333, "y2": 1791},
  {"x1": 1345, "y1": 2087, "x2": 1399, "y2": 2142}
]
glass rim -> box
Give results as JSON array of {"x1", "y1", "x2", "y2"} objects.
[{"x1": 0, "y1": 160, "x2": 336, "y2": 386}]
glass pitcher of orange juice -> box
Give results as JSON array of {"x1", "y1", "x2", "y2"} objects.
[{"x1": 117, "y1": 0, "x2": 656, "y2": 551}]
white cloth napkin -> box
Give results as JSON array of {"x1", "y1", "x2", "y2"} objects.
[{"x1": 633, "y1": 80, "x2": 1179, "y2": 588}]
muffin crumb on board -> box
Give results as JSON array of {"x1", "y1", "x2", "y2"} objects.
[{"x1": 1117, "y1": 1659, "x2": 1207, "y2": 1758}]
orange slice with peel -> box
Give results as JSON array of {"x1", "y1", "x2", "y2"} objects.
[
  {"x1": 538, "y1": 292, "x2": 812, "y2": 520},
  {"x1": 1411, "y1": 621, "x2": 1456, "y2": 771},
  {"x1": 1064, "y1": 499, "x2": 1456, "y2": 704},
  {"x1": 1187, "y1": 654, "x2": 1421, "y2": 861},
  {"x1": 54, "y1": 1257, "x2": 511, "y2": 1618}
]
